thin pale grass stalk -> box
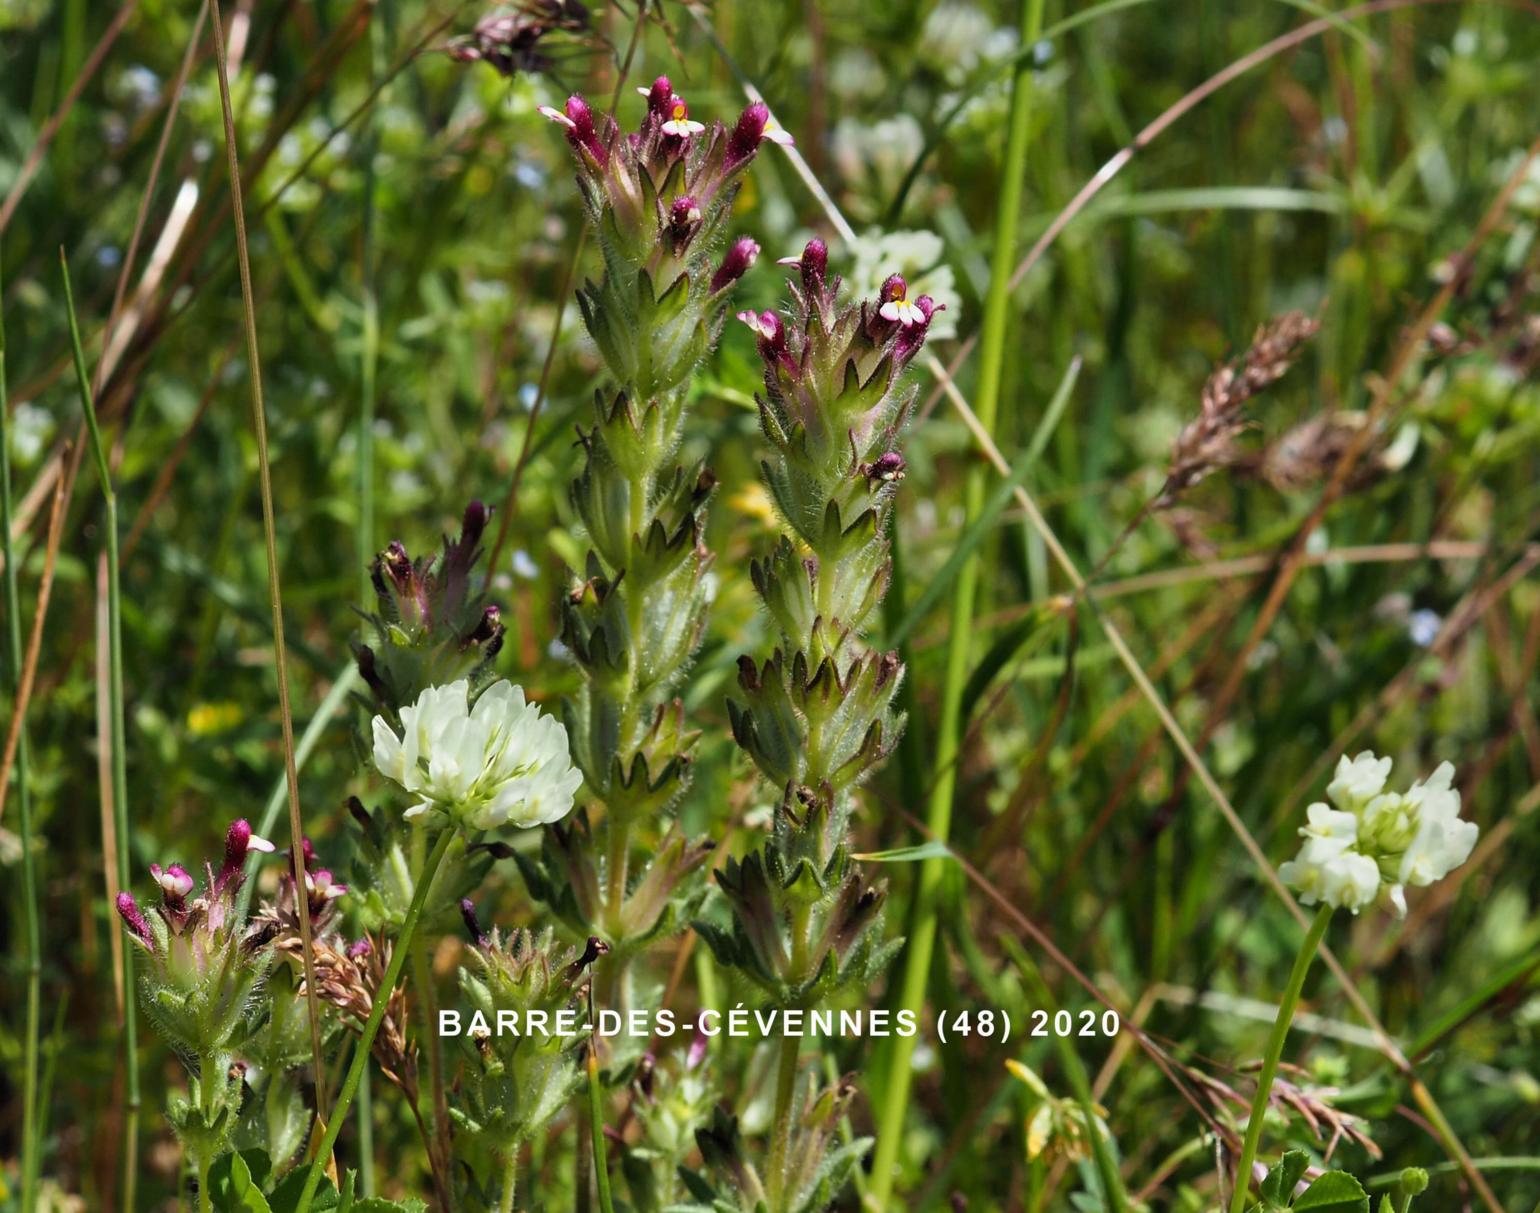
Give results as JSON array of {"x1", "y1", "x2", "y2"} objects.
[
  {"x1": 869, "y1": 0, "x2": 1045, "y2": 1202},
  {"x1": 0, "y1": 0, "x2": 143, "y2": 235},
  {"x1": 295, "y1": 827, "x2": 456, "y2": 1213},
  {"x1": 208, "y1": 0, "x2": 330, "y2": 1123},
  {"x1": 0, "y1": 245, "x2": 45, "y2": 1213},
  {"x1": 61, "y1": 251, "x2": 141, "y2": 1213},
  {"x1": 0, "y1": 457, "x2": 67, "y2": 816}
]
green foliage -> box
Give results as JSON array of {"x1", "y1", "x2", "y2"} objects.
[{"x1": 3, "y1": 1, "x2": 1540, "y2": 1210}]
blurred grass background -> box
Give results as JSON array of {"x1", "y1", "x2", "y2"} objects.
[{"x1": 2, "y1": 0, "x2": 1539, "y2": 1208}]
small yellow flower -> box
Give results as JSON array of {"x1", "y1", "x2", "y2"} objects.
[
  {"x1": 187, "y1": 701, "x2": 243, "y2": 736},
  {"x1": 730, "y1": 482, "x2": 779, "y2": 528},
  {"x1": 1005, "y1": 1060, "x2": 1111, "y2": 1165}
]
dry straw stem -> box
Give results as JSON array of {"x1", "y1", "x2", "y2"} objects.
[
  {"x1": 0, "y1": 470, "x2": 68, "y2": 825},
  {"x1": 207, "y1": 0, "x2": 330, "y2": 1122},
  {"x1": 699, "y1": 6, "x2": 1533, "y2": 1208}
]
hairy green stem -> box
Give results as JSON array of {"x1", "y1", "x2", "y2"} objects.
[
  {"x1": 766, "y1": 1033, "x2": 802, "y2": 1211},
  {"x1": 498, "y1": 1154, "x2": 519, "y2": 1213},
  {"x1": 409, "y1": 828, "x2": 453, "y2": 1211},
  {"x1": 198, "y1": 1153, "x2": 214, "y2": 1213},
  {"x1": 295, "y1": 825, "x2": 455, "y2": 1213},
  {"x1": 1, "y1": 246, "x2": 43, "y2": 1213},
  {"x1": 62, "y1": 252, "x2": 140, "y2": 1213},
  {"x1": 766, "y1": 899, "x2": 813, "y2": 1211},
  {"x1": 869, "y1": 0, "x2": 1044, "y2": 1204},
  {"x1": 1229, "y1": 904, "x2": 1333, "y2": 1213},
  {"x1": 195, "y1": 1052, "x2": 221, "y2": 1213}
]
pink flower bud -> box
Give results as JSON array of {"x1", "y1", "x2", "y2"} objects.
[
  {"x1": 461, "y1": 500, "x2": 489, "y2": 548},
  {"x1": 645, "y1": 76, "x2": 673, "y2": 120},
  {"x1": 798, "y1": 238, "x2": 828, "y2": 297},
  {"x1": 861, "y1": 451, "x2": 907, "y2": 485},
  {"x1": 551, "y1": 94, "x2": 606, "y2": 167},
  {"x1": 218, "y1": 819, "x2": 274, "y2": 892},
  {"x1": 710, "y1": 237, "x2": 760, "y2": 294},
  {"x1": 461, "y1": 898, "x2": 489, "y2": 946},
  {"x1": 116, "y1": 892, "x2": 154, "y2": 950},
  {"x1": 725, "y1": 101, "x2": 769, "y2": 173}
]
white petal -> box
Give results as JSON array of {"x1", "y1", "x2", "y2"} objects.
[
  {"x1": 879, "y1": 300, "x2": 901, "y2": 322},
  {"x1": 372, "y1": 715, "x2": 407, "y2": 784}
]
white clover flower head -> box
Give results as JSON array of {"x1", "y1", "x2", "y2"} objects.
[
  {"x1": 1326, "y1": 751, "x2": 1393, "y2": 811},
  {"x1": 372, "y1": 679, "x2": 583, "y2": 831},
  {"x1": 1282, "y1": 753, "x2": 1478, "y2": 917},
  {"x1": 660, "y1": 97, "x2": 705, "y2": 137}
]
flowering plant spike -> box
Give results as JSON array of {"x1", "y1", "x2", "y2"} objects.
[
  {"x1": 116, "y1": 821, "x2": 278, "y2": 1186},
  {"x1": 694, "y1": 245, "x2": 936, "y2": 1213},
  {"x1": 528, "y1": 80, "x2": 784, "y2": 971},
  {"x1": 355, "y1": 501, "x2": 505, "y2": 721}
]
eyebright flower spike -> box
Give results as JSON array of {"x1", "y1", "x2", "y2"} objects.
[
  {"x1": 356, "y1": 501, "x2": 505, "y2": 713},
  {"x1": 1279, "y1": 752, "x2": 1478, "y2": 916},
  {"x1": 372, "y1": 678, "x2": 582, "y2": 831}
]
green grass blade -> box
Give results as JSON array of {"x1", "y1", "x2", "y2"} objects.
[
  {"x1": 888, "y1": 357, "x2": 1080, "y2": 647},
  {"x1": 869, "y1": 0, "x2": 1047, "y2": 1203},
  {"x1": 1, "y1": 229, "x2": 44, "y2": 1213},
  {"x1": 60, "y1": 249, "x2": 140, "y2": 1213}
]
